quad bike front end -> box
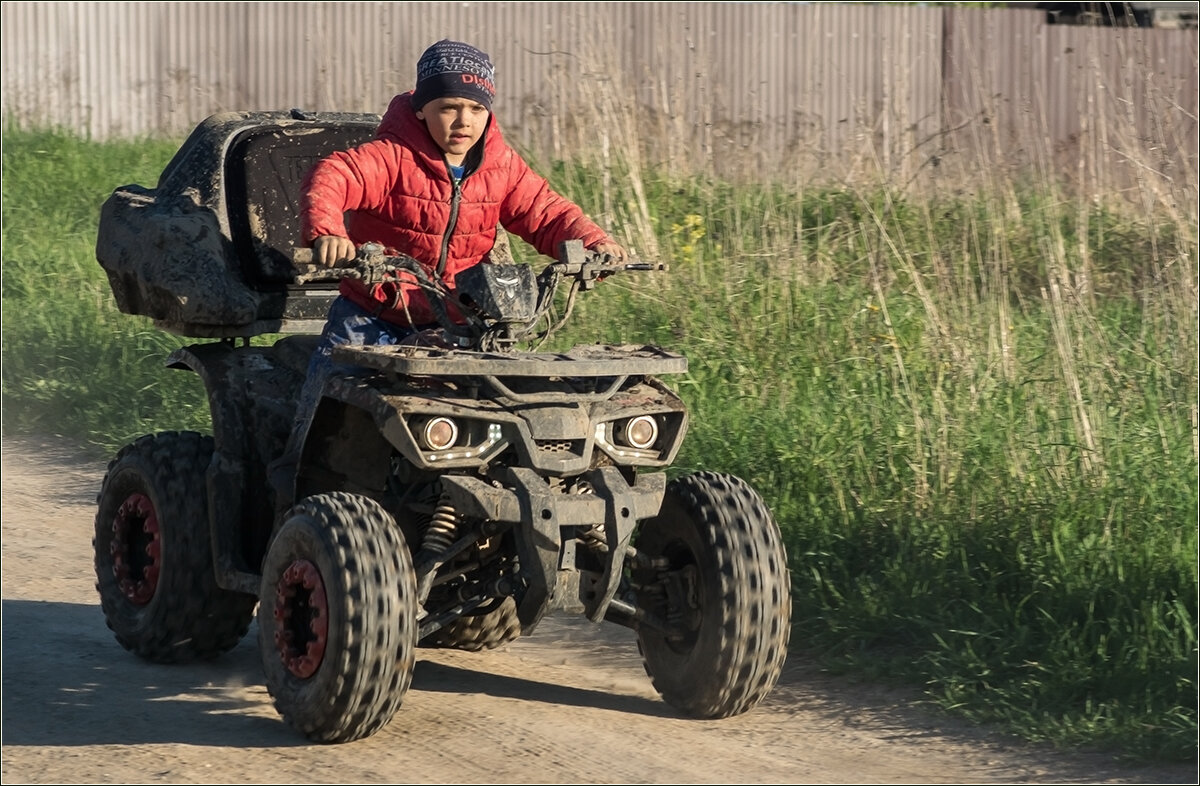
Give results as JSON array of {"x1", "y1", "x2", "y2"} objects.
[
  {"x1": 293, "y1": 340, "x2": 691, "y2": 635},
  {"x1": 274, "y1": 328, "x2": 790, "y2": 737}
]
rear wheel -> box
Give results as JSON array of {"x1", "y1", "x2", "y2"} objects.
[
  {"x1": 258, "y1": 492, "x2": 418, "y2": 743},
  {"x1": 422, "y1": 596, "x2": 521, "y2": 651},
  {"x1": 93, "y1": 431, "x2": 256, "y2": 662},
  {"x1": 632, "y1": 471, "x2": 791, "y2": 718}
]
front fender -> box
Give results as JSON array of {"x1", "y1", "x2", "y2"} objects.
[{"x1": 167, "y1": 342, "x2": 302, "y2": 591}]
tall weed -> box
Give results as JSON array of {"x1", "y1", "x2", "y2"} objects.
[{"x1": 548, "y1": 154, "x2": 1197, "y2": 761}]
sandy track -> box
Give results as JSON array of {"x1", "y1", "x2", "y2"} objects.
[{"x1": 2, "y1": 434, "x2": 1193, "y2": 784}]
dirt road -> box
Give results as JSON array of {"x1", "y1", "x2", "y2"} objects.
[{"x1": 1, "y1": 434, "x2": 1193, "y2": 784}]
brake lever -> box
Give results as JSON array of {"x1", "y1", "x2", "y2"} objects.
[{"x1": 586, "y1": 259, "x2": 669, "y2": 288}]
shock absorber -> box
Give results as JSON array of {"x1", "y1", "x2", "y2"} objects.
[
  {"x1": 422, "y1": 493, "x2": 459, "y2": 557},
  {"x1": 416, "y1": 492, "x2": 460, "y2": 606},
  {"x1": 569, "y1": 480, "x2": 610, "y2": 554}
]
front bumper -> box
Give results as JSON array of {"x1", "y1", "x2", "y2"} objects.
[{"x1": 439, "y1": 466, "x2": 666, "y2": 629}]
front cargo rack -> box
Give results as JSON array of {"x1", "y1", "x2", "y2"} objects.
[{"x1": 332, "y1": 344, "x2": 688, "y2": 378}]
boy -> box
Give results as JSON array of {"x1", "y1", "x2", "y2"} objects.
[
  {"x1": 301, "y1": 38, "x2": 626, "y2": 325},
  {"x1": 273, "y1": 39, "x2": 625, "y2": 499}
]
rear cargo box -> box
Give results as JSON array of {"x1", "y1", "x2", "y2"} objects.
[{"x1": 96, "y1": 110, "x2": 379, "y2": 337}]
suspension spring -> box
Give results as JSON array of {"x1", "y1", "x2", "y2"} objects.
[
  {"x1": 422, "y1": 493, "x2": 459, "y2": 557},
  {"x1": 571, "y1": 481, "x2": 609, "y2": 554},
  {"x1": 580, "y1": 522, "x2": 608, "y2": 553}
]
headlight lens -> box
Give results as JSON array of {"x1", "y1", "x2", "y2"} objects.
[
  {"x1": 420, "y1": 417, "x2": 459, "y2": 451},
  {"x1": 617, "y1": 415, "x2": 658, "y2": 450}
]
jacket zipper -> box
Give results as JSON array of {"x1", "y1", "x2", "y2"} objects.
[
  {"x1": 436, "y1": 122, "x2": 488, "y2": 278},
  {"x1": 436, "y1": 176, "x2": 462, "y2": 278}
]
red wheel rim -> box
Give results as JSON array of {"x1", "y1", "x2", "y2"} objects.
[
  {"x1": 110, "y1": 492, "x2": 161, "y2": 605},
  {"x1": 273, "y1": 559, "x2": 329, "y2": 678}
]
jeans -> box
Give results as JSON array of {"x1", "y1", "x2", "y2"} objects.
[{"x1": 271, "y1": 296, "x2": 420, "y2": 503}]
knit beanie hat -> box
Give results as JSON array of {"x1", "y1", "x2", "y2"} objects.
[{"x1": 412, "y1": 39, "x2": 496, "y2": 112}]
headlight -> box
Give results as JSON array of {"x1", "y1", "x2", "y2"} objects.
[
  {"x1": 419, "y1": 417, "x2": 459, "y2": 451},
  {"x1": 616, "y1": 415, "x2": 658, "y2": 449}
]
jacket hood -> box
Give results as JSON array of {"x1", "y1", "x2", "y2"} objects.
[{"x1": 375, "y1": 91, "x2": 501, "y2": 176}]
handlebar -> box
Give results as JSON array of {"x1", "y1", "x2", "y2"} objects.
[
  {"x1": 290, "y1": 241, "x2": 667, "y2": 287},
  {"x1": 288, "y1": 239, "x2": 666, "y2": 350},
  {"x1": 290, "y1": 243, "x2": 420, "y2": 285},
  {"x1": 542, "y1": 240, "x2": 667, "y2": 291}
]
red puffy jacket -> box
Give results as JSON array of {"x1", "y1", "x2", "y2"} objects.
[{"x1": 300, "y1": 92, "x2": 614, "y2": 326}]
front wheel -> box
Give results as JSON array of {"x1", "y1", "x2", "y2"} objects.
[
  {"x1": 632, "y1": 471, "x2": 791, "y2": 718},
  {"x1": 258, "y1": 492, "x2": 418, "y2": 743}
]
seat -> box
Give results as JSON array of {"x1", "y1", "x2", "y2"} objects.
[{"x1": 224, "y1": 122, "x2": 377, "y2": 287}]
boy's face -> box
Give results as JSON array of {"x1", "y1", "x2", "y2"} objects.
[{"x1": 416, "y1": 97, "x2": 490, "y2": 164}]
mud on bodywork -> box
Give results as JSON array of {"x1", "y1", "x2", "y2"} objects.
[{"x1": 96, "y1": 110, "x2": 380, "y2": 338}]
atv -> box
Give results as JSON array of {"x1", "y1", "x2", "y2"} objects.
[{"x1": 92, "y1": 109, "x2": 792, "y2": 743}]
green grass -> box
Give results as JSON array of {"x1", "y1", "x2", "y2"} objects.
[
  {"x1": 2, "y1": 128, "x2": 211, "y2": 450},
  {"x1": 2, "y1": 127, "x2": 1196, "y2": 762}
]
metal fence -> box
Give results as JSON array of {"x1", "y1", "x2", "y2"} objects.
[{"x1": 2, "y1": 2, "x2": 1196, "y2": 185}]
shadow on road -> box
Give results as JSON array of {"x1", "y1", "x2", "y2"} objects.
[
  {"x1": 414, "y1": 659, "x2": 675, "y2": 718},
  {"x1": 0, "y1": 598, "x2": 295, "y2": 748},
  {"x1": 0, "y1": 599, "x2": 677, "y2": 749}
]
